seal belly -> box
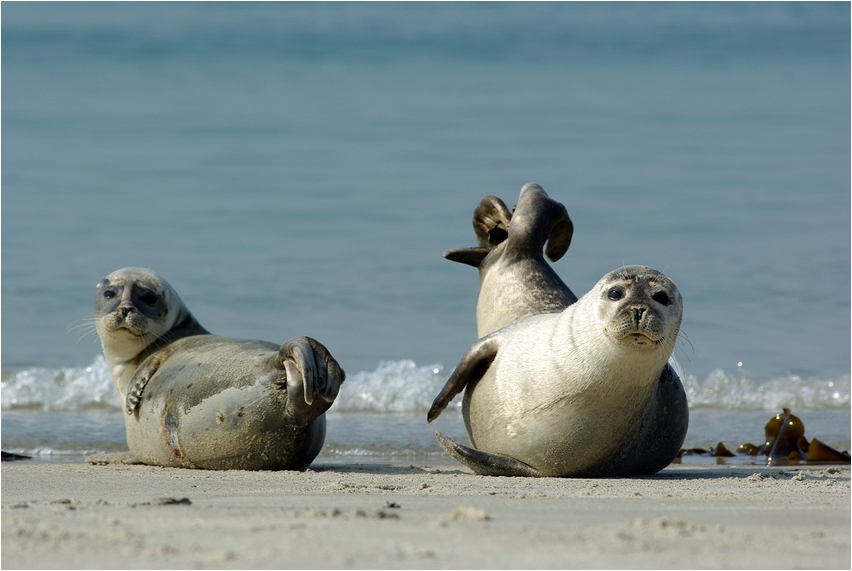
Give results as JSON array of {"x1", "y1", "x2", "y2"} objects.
[
  {"x1": 466, "y1": 377, "x2": 655, "y2": 477},
  {"x1": 94, "y1": 269, "x2": 344, "y2": 471},
  {"x1": 123, "y1": 337, "x2": 325, "y2": 470}
]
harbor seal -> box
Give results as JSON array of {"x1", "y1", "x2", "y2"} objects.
[
  {"x1": 444, "y1": 183, "x2": 579, "y2": 337},
  {"x1": 91, "y1": 267, "x2": 344, "y2": 471},
  {"x1": 428, "y1": 265, "x2": 688, "y2": 477}
]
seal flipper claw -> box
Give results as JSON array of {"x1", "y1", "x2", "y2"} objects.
[
  {"x1": 305, "y1": 336, "x2": 345, "y2": 403},
  {"x1": 125, "y1": 355, "x2": 163, "y2": 415},
  {"x1": 435, "y1": 432, "x2": 544, "y2": 477}
]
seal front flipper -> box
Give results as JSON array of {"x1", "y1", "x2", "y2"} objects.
[
  {"x1": 277, "y1": 336, "x2": 345, "y2": 412},
  {"x1": 125, "y1": 354, "x2": 164, "y2": 415},
  {"x1": 427, "y1": 334, "x2": 500, "y2": 423},
  {"x1": 435, "y1": 432, "x2": 544, "y2": 477}
]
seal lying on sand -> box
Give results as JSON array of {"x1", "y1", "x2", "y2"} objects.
[
  {"x1": 91, "y1": 267, "x2": 344, "y2": 471},
  {"x1": 434, "y1": 184, "x2": 688, "y2": 476},
  {"x1": 429, "y1": 265, "x2": 687, "y2": 477}
]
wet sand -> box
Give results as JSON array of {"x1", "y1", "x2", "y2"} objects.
[{"x1": 2, "y1": 461, "x2": 849, "y2": 569}]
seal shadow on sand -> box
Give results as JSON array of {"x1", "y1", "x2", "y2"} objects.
[{"x1": 309, "y1": 463, "x2": 468, "y2": 476}]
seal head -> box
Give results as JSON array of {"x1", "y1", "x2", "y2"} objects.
[{"x1": 95, "y1": 268, "x2": 208, "y2": 395}]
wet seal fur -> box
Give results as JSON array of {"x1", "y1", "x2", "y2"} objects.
[
  {"x1": 90, "y1": 267, "x2": 344, "y2": 471},
  {"x1": 432, "y1": 184, "x2": 688, "y2": 477}
]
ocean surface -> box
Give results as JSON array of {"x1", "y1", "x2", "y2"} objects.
[{"x1": 2, "y1": 3, "x2": 850, "y2": 464}]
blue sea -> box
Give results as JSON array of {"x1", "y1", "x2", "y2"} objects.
[{"x1": 2, "y1": 3, "x2": 849, "y2": 464}]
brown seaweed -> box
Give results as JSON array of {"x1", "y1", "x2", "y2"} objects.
[
  {"x1": 677, "y1": 408, "x2": 850, "y2": 466},
  {"x1": 764, "y1": 409, "x2": 807, "y2": 465},
  {"x1": 805, "y1": 438, "x2": 851, "y2": 465},
  {"x1": 736, "y1": 443, "x2": 761, "y2": 455},
  {"x1": 710, "y1": 442, "x2": 735, "y2": 457}
]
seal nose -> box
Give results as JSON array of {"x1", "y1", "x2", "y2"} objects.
[
  {"x1": 631, "y1": 307, "x2": 646, "y2": 322},
  {"x1": 119, "y1": 306, "x2": 134, "y2": 317}
]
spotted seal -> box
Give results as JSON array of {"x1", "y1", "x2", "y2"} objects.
[
  {"x1": 435, "y1": 187, "x2": 689, "y2": 476},
  {"x1": 90, "y1": 267, "x2": 344, "y2": 470}
]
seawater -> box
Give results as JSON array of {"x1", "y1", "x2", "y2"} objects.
[
  {"x1": 2, "y1": 3, "x2": 850, "y2": 462},
  {"x1": 2, "y1": 355, "x2": 849, "y2": 462}
]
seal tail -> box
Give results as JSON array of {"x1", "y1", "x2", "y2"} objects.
[{"x1": 435, "y1": 432, "x2": 544, "y2": 478}]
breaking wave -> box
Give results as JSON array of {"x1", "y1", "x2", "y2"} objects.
[{"x1": 2, "y1": 356, "x2": 848, "y2": 412}]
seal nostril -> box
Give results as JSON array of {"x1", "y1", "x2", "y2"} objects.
[{"x1": 652, "y1": 292, "x2": 671, "y2": 306}]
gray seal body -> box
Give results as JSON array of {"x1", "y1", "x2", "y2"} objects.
[{"x1": 92, "y1": 267, "x2": 344, "y2": 471}]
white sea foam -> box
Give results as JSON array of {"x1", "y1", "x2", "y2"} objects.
[
  {"x1": 1, "y1": 357, "x2": 848, "y2": 412},
  {"x1": 1, "y1": 355, "x2": 119, "y2": 412},
  {"x1": 333, "y1": 360, "x2": 451, "y2": 413},
  {"x1": 682, "y1": 369, "x2": 850, "y2": 410}
]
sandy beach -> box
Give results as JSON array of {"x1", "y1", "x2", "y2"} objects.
[{"x1": 2, "y1": 460, "x2": 849, "y2": 569}]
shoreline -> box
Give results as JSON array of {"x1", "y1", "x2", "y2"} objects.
[{"x1": 3, "y1": 461, "x2": 849, "y2": 569}]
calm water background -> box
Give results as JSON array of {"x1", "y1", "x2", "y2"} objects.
[{"x1": 2, "y1": 3, "x2": 849, "y2": 461}]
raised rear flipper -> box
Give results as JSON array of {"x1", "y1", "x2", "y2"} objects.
[
  {"x1": 444, "y1": 247, "x2": 491, "y2": 268},
  {"x1": 472, "y1": 195, "x2": 513, "y2": 248},
  {"x1": 445, "y1": 195, "x2": 514, "y2": 267},
  {"x1": 277, "y1": 336, "x2": 346, "y2": 421},
  {"x1": 509, "y1": 183, "x2": 574, "y2": 263},
  {"x1": 435, "y1": 432, "x2": 544, "y2": 477}
]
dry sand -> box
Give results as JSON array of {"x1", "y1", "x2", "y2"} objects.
[{"x1": 2, "y1": 460, "x2": 849, "y2": 569}]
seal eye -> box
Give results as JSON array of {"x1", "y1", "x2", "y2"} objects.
[
  {"x1": 103, "y1": 290, "x2": 115, "y2": 300},
  {"x1": 607, "y1": 288, "x2": 624, "y2": 301},
  {"x1": 652, "y1": 292, "x2": 671, "y2": 306},
  {"x1": 139, "y1": 292, "x2": 159, "y2": 306}
]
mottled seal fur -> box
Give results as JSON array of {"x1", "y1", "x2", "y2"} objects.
[{"x1": 90, "y1": 267, "x2": 344, "y2": 471}]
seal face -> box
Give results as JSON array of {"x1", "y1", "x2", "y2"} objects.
[
  {"x1": 92, "y1": 267, "x2": 345, "y2": 471},
  {"x1": 435, "y1": 185, "x2": 689, "y2": 477}
]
